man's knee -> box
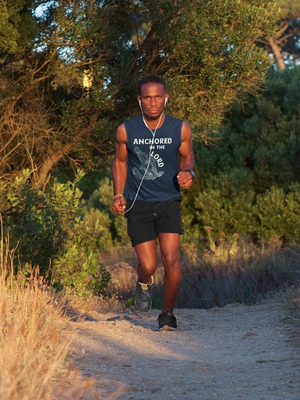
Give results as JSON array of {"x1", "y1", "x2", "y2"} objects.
[
  {"x1": 138, "y1": 262, "x2": 156, "y2": 277},
  {"x1": 162, "y1": 252, "x2": 180, "y2": 269}
]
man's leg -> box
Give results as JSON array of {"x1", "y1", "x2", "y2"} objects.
[
  {"x1": 158, "y1": 233, "x2": 181, "y2": 313},
  {"x1": 135, "y1": 239, "x2": 157, "y2": 284},
  {"x1": 134, "y1": 239, "x2": 157, "y2": 312}
]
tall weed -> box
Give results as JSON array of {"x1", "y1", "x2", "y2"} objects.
[
  {"x1": 0, "y1": 273, "x2": 69, "y2": 400},
  {"x1": 285, "y1": 249, "x2": 300, "y2": 327},
  {"x1": 0, "y1": 220, "x2": 97, "y2": 399},
  {"x1": 0, "y1": 225, "x2": 69, "y2": 399},
  {"x1": 179, "y1": 231, "x2": 300, "y2": 308},
  {"x1": 102, "y1": 234, "x2": 300, "y2": 310}
]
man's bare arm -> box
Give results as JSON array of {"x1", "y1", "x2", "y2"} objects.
[
  {"x1": 177, "y1": 122, "x2": 195, "y2": 189},
  {"x1": 112, "y1": 123, "x2": 128, "y2": 216}
]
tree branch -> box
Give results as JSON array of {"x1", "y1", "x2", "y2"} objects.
[
  {"x1": 278, "y1": 22, "x2": 289, "y2": 36},
  {"x1": 89, "y1": 109, "x2": 103, "y2": 126},
  {"x1": 127, "y1": 26, "x2": 156, "y2": 77},
  {"x1": 33, "y1": 142, "x2": 77, "y2": 188},
  {"x1": 269, "y1": 38, "x2": 285, "y2": 70},
  {"x1": 277, "y1": 33, "x2": 295, "y2": 45}
]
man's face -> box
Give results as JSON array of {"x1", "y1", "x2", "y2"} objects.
[{"x1": 138, "y1": 83, "x2": 169, "y2": 119}]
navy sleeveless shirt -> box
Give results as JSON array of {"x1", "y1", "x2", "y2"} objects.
[{"x1": 124, "y1": 114, "x2": 183, "y2": 203}]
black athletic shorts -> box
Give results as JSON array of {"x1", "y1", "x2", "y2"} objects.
[{"x1": 124, "y1": 196, "x2": 183, "y2": 247}]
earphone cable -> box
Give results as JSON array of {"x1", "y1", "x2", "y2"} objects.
[{"x1": 123, "y1": 111, "x2": 164, "y2": 215}]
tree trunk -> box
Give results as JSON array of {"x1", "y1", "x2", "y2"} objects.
[
  {"x1": 269, "y1": 38, "x2": 285, "y2": 70},
  {"x1": 33, "y1": 142, "x2": 76, "y2": 189}
]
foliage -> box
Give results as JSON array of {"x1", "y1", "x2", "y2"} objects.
[
  {"x1": 0, "y1": 169, "x2": 110, "y2": 296},
  {"x1": 52, "y1": 202, "x2": 111, "y2": 296},
  {"x1": 0, "y1": 0, "x2": 37, "y2": 54},
  {"x1": 194, "y1": 168, "x2": 256, "y2": 237},
  {"x1": 0, "y1": 1, "x2": 116, "y2": 186},
  {"x1": 0, "y1": 0, "x2": 277, "y2": 186},
  {"x1": 255, "y1": 184, "x2": 300, "y2": 241},
  {"x1": 84, "y1": 177, "x2": 130, "y2": 248},
  {"x1": 182, "y1": 66, "x2": 300, "y2": 242},
  {"x1": 157, "y1": 0, "x2": 277, "y2": 132},
  {"x1": 194, "y1": 182, "x2": 300, "y2": 241}
]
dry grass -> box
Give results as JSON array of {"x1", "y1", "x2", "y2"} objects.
[
  {"x1": 0, "y1": 217, "x2": 97, "y2": 400},
  {"x1": 103, "y1": 245, "x2": 165, "y2": 309},
  {"x1": 0, "y1": 270, "x2": 100, "y2": 400},
  {"x1": 61, "y1": 288, "x2": 124, "y2": 317},
  {"x1": 284, "y1": 249, "x2": 300, "y2": 327},
  {"x1": 178, "y1": 240, "x2": 299, "y2": 309},
  {"x1": 101, "y1": 235, "x2": 300, "y2": 310},
  {"x1": 0, "y1": 268, "x2": 71, "y2": 400},
  {"x1": 285, "y1": 285, "x2": 300, "y2": 326}
]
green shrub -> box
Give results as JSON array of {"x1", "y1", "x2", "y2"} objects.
[
  {"x1": 194, "y1": 168, "x2": 256, "y2": 237},
  {"x1": 0, "y1": 169, "x2": 79, "y2": 272},
  {"x1": 52, "y1": 216, "x2": 111, "y2": 296},
  {"x1": 181, "y1": 67, "x2": 300, "y2": 242},
  {"x1": 192, "y1": 67, "x2": 300, "y2": 194},
  {"x1": 0, "y1": 169, "x2": 110, "y2": 296},
  {"x1": 255, "y1": 184, "x2": 300, "y2": 241},
  {"x1": 84, "y1": 177, "x2": 130, "y2": 248}
]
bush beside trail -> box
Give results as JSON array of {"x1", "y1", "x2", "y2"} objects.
[
  {"x1": 0, "y1": 170, "x2": 110, "y2": 297},
  {"x1": 181, "y1": 67, "x2": 300, "y2": 242}
]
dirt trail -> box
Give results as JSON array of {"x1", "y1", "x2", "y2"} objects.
[{"x1": 67, "y1": 300, "x2": 300, "y2": 400}]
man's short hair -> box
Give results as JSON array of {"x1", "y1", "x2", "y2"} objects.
[{"x1": 138, "y1": 75, "x2": 166, "y2": 95}]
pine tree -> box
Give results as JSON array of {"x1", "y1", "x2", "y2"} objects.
[{"x1": 185, "y1": 67, "x2": 300, "y2": 241}]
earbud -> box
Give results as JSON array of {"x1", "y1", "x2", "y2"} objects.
[
  {"x1": 164, "y1": 98, "x2": 167, "y2": 106},
  {"x1": 138, "y1": 99, "x2": 143, "y2": 113}
]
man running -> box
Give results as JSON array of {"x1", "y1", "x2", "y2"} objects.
[{"x1": 112, "y1": 75, "x2": 195, "y2": 331}]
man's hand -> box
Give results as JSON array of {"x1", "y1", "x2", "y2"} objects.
[
  {"x1": 112, "y1": 197, "x2": 126, "y2": 216},
  {"x1": 177, "y1": 171, "x2": 193, "y2": 189}
]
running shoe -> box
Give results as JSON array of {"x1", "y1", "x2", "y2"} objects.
[
  {"x1": 158, "y1": 311, "x2": 177, "y2": 331},
  {"x1": 134, "y1": 276, "x2": 154, "y2": 313}
]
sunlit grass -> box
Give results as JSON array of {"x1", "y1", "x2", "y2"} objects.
[
  {"x1": 0, "y1": 216, "x2": 95, "y2": 400},
  {"x1": 0, "y1": 270, "x2": 70, "y2": 399},
  {"x1": 102, "y1": 233, "x2": 300, "y2": 309}
]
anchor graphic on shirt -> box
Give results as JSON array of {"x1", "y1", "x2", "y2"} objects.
[{"x1": 133, "y1": 147, "x2": 164, "y2": 180}]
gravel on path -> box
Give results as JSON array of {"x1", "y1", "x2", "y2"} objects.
[{"x1": 66, "y1": 300, "x2": 300, "y2": 400}]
